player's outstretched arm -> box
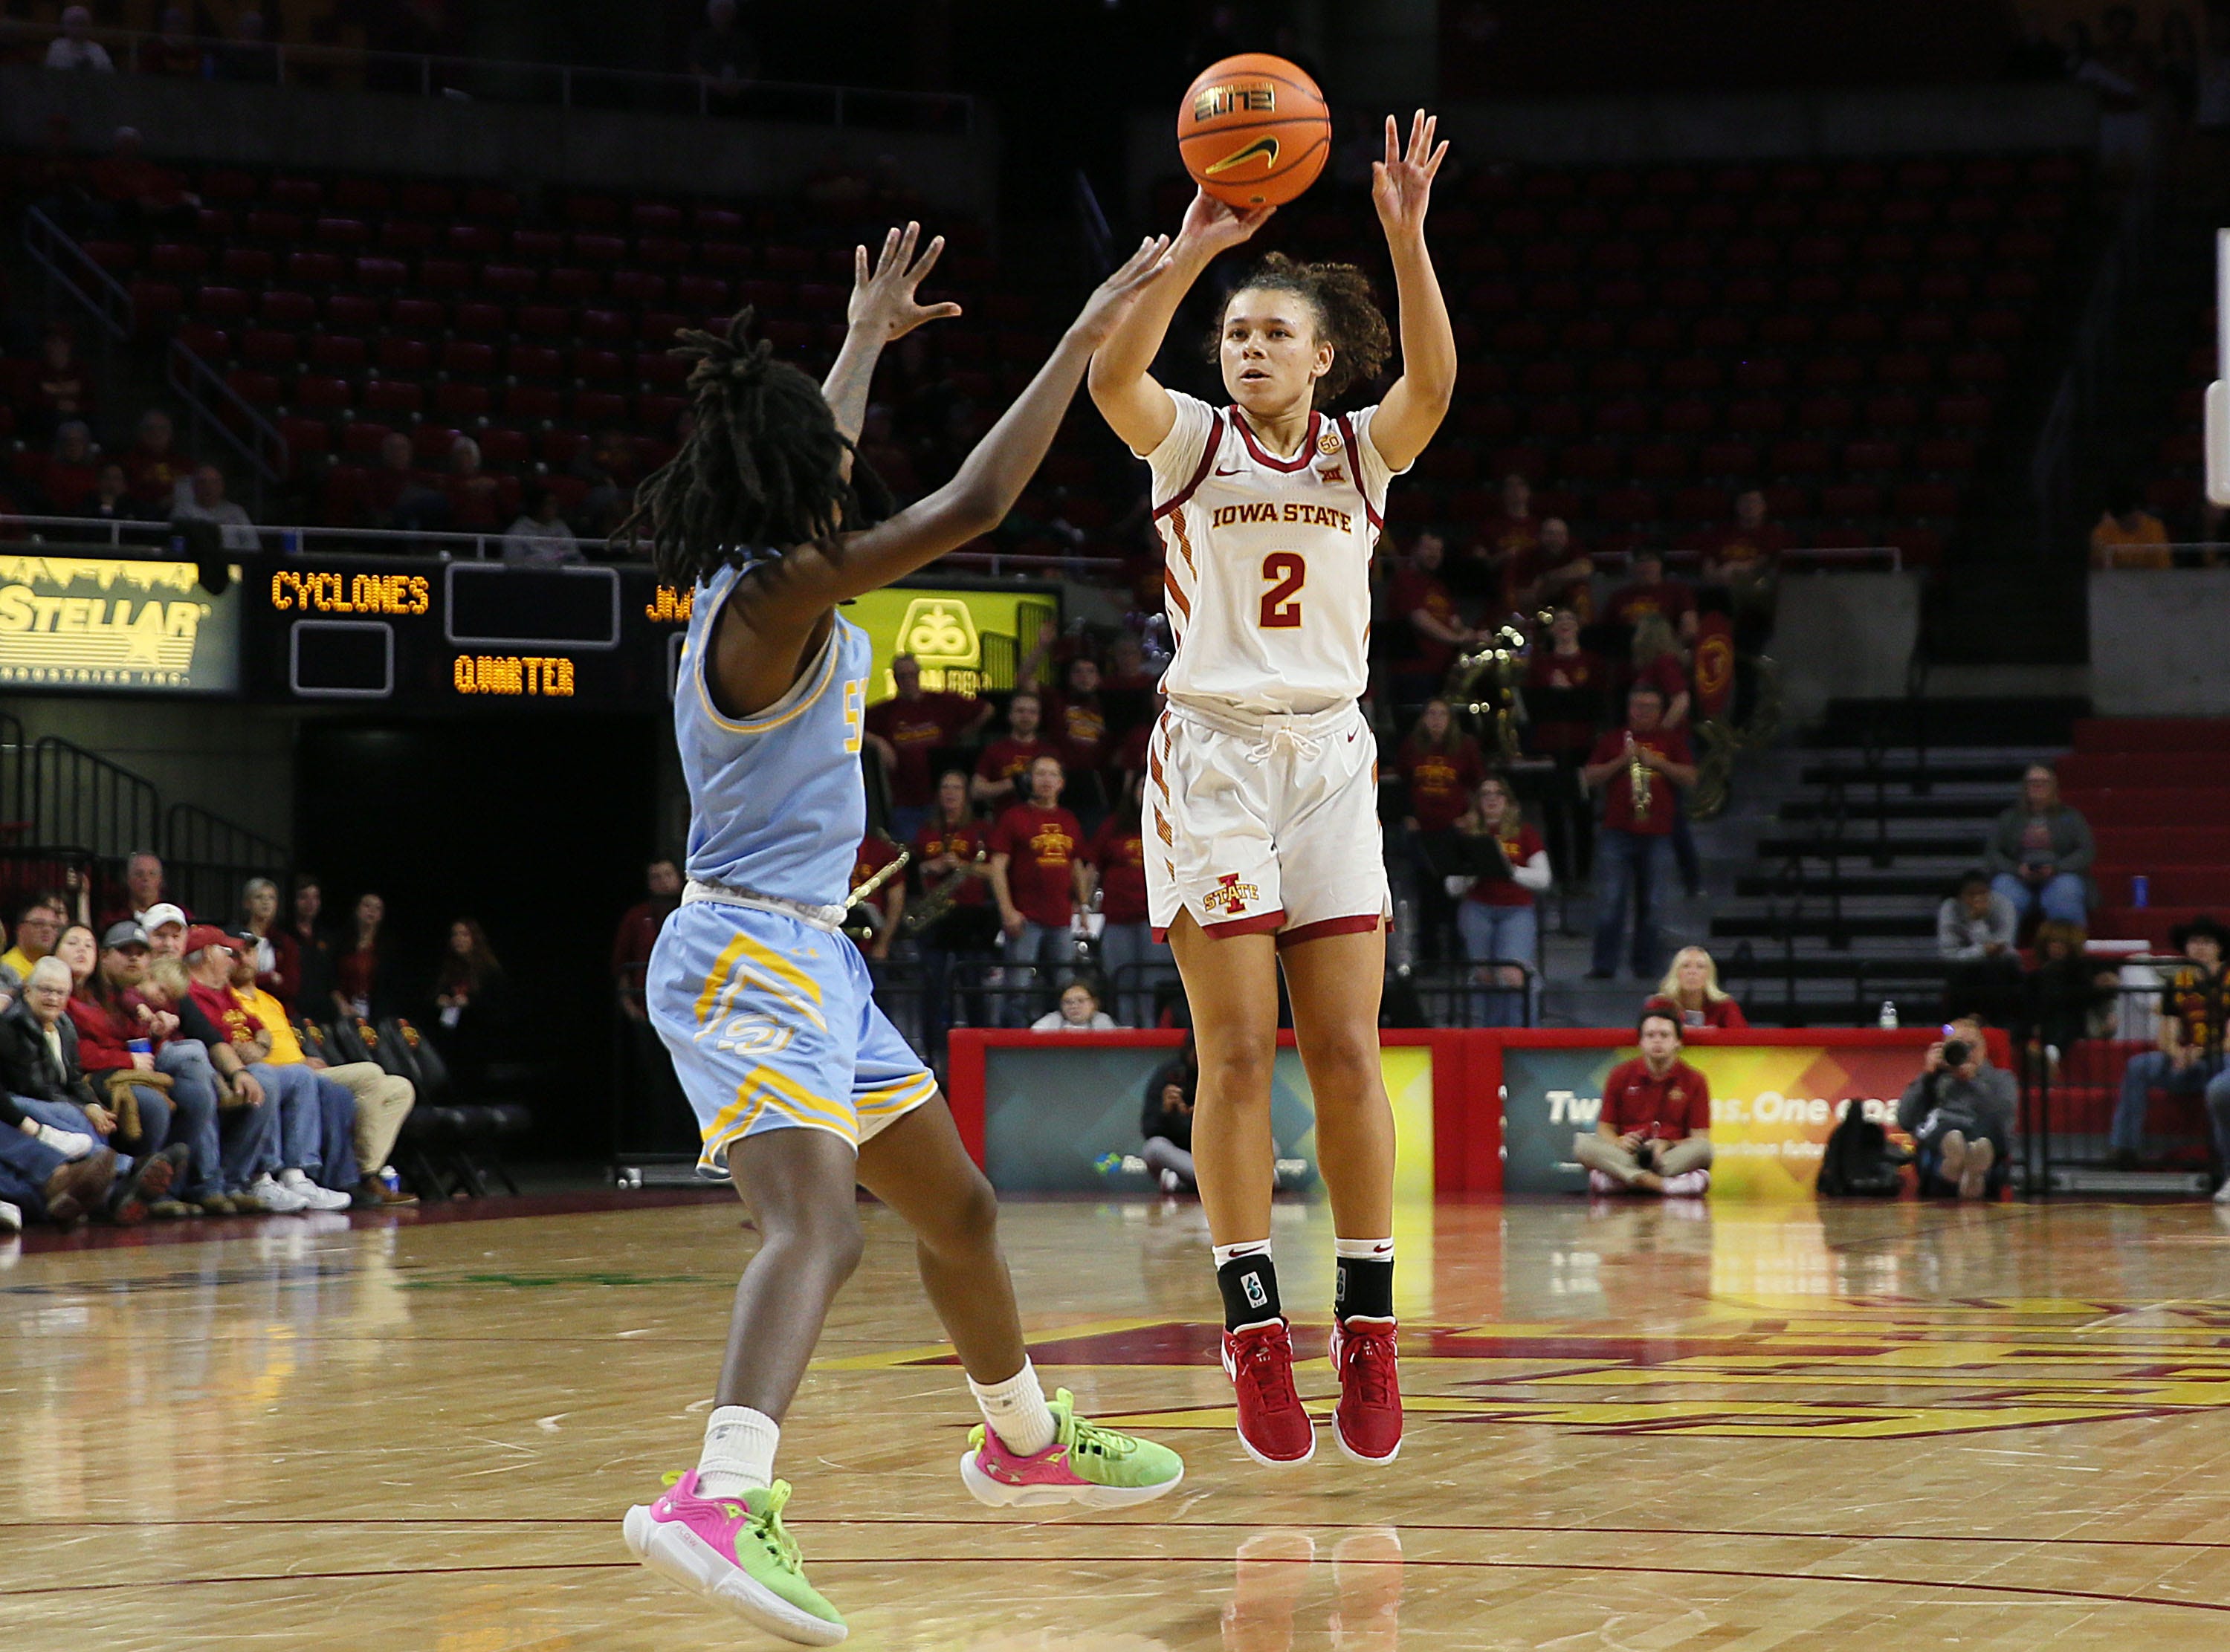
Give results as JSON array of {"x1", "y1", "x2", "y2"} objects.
[
  {"x1": 746, "y1": 236, "x2": 1177, "y2": 629},
  {"x1": 1087, "y1": 188, "x2": 1271, "y2": 456},
  {"x1": 822, "y1": 220, "x2": 962, "y2": 448},
  {"x1": 1368, "y1": 111, "x2": 1455, "y2": 473}
]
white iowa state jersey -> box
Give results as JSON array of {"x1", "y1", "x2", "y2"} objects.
[{"x1": 1144, "y1": 391, "x2": 1404, "y2": 718}]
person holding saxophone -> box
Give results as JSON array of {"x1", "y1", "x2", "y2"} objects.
[{"x1": 1580, "y1": 682, "x2": 1697, "y2": 982}]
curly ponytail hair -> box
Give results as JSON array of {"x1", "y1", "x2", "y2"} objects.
[
  {"x1": 1206, "y1": 252, "x2": 1394, "y2": 404},
  {"x1": 615, "y1": 308, "x2": 893, "y2": 587}
]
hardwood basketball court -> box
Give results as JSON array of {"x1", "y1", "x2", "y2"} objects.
[{"x1": 6, "y1": 1193, "x2": 2230, "y2": 1648}]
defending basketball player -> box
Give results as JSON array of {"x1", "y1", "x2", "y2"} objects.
[
  {"x1": 617, "y1": 225, "x2": 1185, "y2": 1645},
  {"x1": 1087, "y1": 113, "x2": 1455, "y2": 1468}
]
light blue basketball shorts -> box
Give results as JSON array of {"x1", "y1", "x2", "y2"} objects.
[{"x1": 647, "y1": 898, "x2": 939, "y2": 1178}]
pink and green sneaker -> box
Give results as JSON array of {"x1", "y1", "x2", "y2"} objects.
[
  {"x1": 621, "y1": 1471, "x2": 847, "y2": 1645},
  {"x1": 958, "y1": 1387, "x2": 1185, "y2": 1509}
]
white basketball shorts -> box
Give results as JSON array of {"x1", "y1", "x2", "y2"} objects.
[{"x1": 1145, "y1": 699, "x2": 1391, "y2": 946}]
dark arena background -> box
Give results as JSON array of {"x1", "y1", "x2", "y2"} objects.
[{"x1": 4, "y1": 2, "x2": 2230, "y2": 1647}]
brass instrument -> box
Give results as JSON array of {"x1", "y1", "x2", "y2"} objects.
[
  {"x1": 842, "y1": 845, "x2": 911, "y2": 942},
  {"x1": 1443, "y1": 620, "x2": 1532, "y2": 761},
  {"x1": 901, "y1": 844, "x2": 987, "y2": 939},
  {"x1": 1627, "y1": 738, "x2": 1654, "y2": 823}
]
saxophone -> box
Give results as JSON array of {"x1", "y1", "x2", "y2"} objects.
[
  {"x1": 841, "y1": 845, "x2": 911, "y2": 942},
  {"x1": 1628, "y1": 738, "x2": 1654, "y2": 823},
  {"x1": 902, "y1": 844, "x2": 987, "y2": 938}
]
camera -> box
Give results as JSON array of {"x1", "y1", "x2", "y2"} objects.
[{"x1": 1941, "y1": 1038, "x2": 1972, "y2": 1068}]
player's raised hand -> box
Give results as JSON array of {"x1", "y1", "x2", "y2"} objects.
[
  {"x1": 1177, "y1": 187, "x2": 1274, "y2": 258},
  {"x1": 1373, "y1": 109, "x2": 1450, "y2": 240},
  {"x1": 1069, "y1": 235, "x2": 1178, "y2": 348},
  {"x1": 849, "y1": 221, "x2": 964, "y2": 343}
]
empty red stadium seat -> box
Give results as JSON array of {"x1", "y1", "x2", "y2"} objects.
[
  {"x1": 572, "y1": 390, "x2": 629, "y2": 424},
  {"x1": 435, "y1": 383, "x2": 491, "y2": 420},
  {"x1": 287, "y1": 250, "x2": 347, "y2": 285},
  {"x1": 399, "y1": 181, "x2": 458, "y2": 215},
  {"x1": 295, "y1": 375, "x2": 353, "y2": 411},
  {"x1": 1894, "y1": 481, "x2": 1962, "y2": 516},
  {"x1": 246, "y1": 210, "x2": 303, "y2": 241},
  {"x1": 413, "y1": 424, "x2": 462, "y2": 461},
  {"x1": 220, "y1": 247, "x2": 275, "y2": 282},
  {"x1": 479, "y1": 427, "x2": 532, "y2": 465},
  {"x1": 391, "y1": 297, "x2": 448, "y2": 331},
  {"x1": 150, "y1": 242, "x2": 207, "y2": 275},
  {"x1": 546, "y1": 268, "x2": 600, "y2": 300},
  {"x1": 339, "y1": 420, "x2": 392, "y2": 456},
  {"x1": 505, "y1": 386, "x2": 563, "y2": 421},
  {"x1": 507, "y1": 344, "x2": 562, "y2": 379},
  {"x1": 419, "y1": 258, "x2": 474, "y2": 291},
  {"x1": 380, "y1": 219, "x2": 436, "y2": 252},
  {"x1": 574, "y1": 233, "x2": 627, "y2": 265},
  {"x1": 326, "y1": 293, "x2": 383, "y2": 329},
  {"x1": 241, "y1": 328, "x2": 299, "y2": 366},
  {"x1": 1699, "y1": 440, "x2": 1761, "y2": 477},
  {"x1": 225, "y1": 368, "x2": 282, "y2": 406},
  {"x1": 175, "y1": 323, "x2": 230, "y2": 361},
  {"x1": 482, "y1": 265, "x2": 540, "y2": 296},
  {"x1": 579, "y1": 309, "x2": 630, "y2": 341},
  {"x1": 637, "y1": 236, "x2": 691, "y2": 267},
  {"x1": 1630, "y1": 443, "x2": 1690, "y2": 481},
  {"x1": 278, "y1": 416, "x2": 331, "y2": 460},
  {"x1": 511, "y1": 229, "x2": 564, "y2": 260},
  {"x1": 1820, "y1": 482, "x2": 1882, "y2": 516},
  {"x1": 365, "y1": 380, "x2": 424, "y2": 415},
  {"x1": 1661, "y1": 358, "x2": 1722, "y2": 392},
  {"x1": 309, "y1": 334, "x2": 367, "y2": 371},
  {"x1": 462, "y1": 187, "x2": 520, "y2": 219},
  {"x1": 317, "y1": 217, "x2": 370, "y2": 246},
  {"x1": 379, "y1": 337, "x2": 432, "y2": 375},
  {"x1": 517, "y1": 305, "x2": 574, "y2": 337},
  {"x1": 572, "y1": 349, "x2": 627, "y2": 382},
  {"x1": 1915, "y1": 436, "x2": 1977, "y2": 472},
  {"x1": 610, "y1": 271, "x2": 668, "y2": 304},
  {"x1": 1935, "y1": 394, "x2": 1994, "y2": 429},
  {"x1": 259, "y1": 290, "x2": 317, "y2": 326},
  {"x1": 638, "y1": 394, "x2": 686, "y2": 429},
  {"x1": 334, "y1": 178, "x2": 392, "y2": 213},
  {"x1": 1842, "y1": 439, "x2": 1900, "y2": 473},
  {"x1": 270, "y1": 176, "x2": 323, "y2": 210},
  {"x1": 194, "y1": 285, "x2": 251, "y2": 320},
  {"x1": 442, "y1": 340, "x2": 495, "y2": 376},
  {"x1": 355, "y1": 256, "x2": 409, "y2": 287}
]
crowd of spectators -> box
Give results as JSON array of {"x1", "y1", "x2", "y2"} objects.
[{"x1": 0, "y1": 851, "x2": 526, "y2": 1232}]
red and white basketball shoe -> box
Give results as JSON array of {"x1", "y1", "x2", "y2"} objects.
[
  {"x1": 1221, "y1": 1318, "x2": 1316, "y2": 1466},
  {"x1": 1329, "y1": 1316, "x2": 1402, "y2": 1464}
]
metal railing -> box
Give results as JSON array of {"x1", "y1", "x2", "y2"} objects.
[
  {"x1": 7, "y1": 22, "x2": 975, "y2": 132},
  {"x1": 2092, "y1": 541, "x2": 2230, "y2": 567},
  {"x1": 22, "y1": 207, "x2": 133, "y2": 343},
  {"x1": 164, "y1": 802, "x2": 288, "y2": 924},
  {"x1": 2021, "y1": 973, "x2": 2225, "y2": 1193},
  {"x1": 26, "y1": 736, "x2": 161, "y2": 870},
  {"x1": 167, "y1": 337, "x2": 288, "y2": 496}
]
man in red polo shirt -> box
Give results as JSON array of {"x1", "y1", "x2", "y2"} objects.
[
  {"x1": 1581, "y1": 683, "x2": 1696, "y2": 979},
  {"x1": 1577, "y1": 1010, "x2": 1714, "y2": 1195},
  {"x1": 989, "y1": 755, "x2": 1090, "y2": 1026},
  {"x1": 864, "y1": 652, "x2": 992, "y2": 841},
  {"x1": 971, "y1": 689, "x2": 1059, "y2": 812},
  {"x1": 1604, "y1": 549, "x2": 1698, "y2": 642}
]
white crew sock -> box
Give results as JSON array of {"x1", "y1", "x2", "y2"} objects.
[
  {"x1": 1210, "y1": 1239, "x2": 1272, "y2": 1269},
  {"x1": 696, "y1": 1405, "x2": 780, "y2": 1500},
  {"x1": 969, "y1": 1358, "x2": 1057, "y2": 1457}
]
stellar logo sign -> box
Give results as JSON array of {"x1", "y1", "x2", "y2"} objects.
[{"x1": 0, "y1": 556, "x2": 240, "y2": 692}]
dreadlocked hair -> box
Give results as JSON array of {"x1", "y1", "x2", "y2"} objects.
[
  {"x1": 615, "y1": 307, "x2": 893, "y2": 586},
  {"x1": 1204, "y1": 252, "x2": 1394, "y2": 404}
]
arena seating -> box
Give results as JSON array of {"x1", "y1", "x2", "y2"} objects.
[
  {"x1": 1151, "y1": 152, "x2": 2084, "y2": 563},
  {"x1": 7, "y1": 149, "x2": 2085, "y2": 573},
  {"x1": 2066, "y1": 716, "x2": 2230, "y2": 951}
]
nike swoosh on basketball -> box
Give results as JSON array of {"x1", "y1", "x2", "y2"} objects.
[{"x1": 1205, "y1": 135, "x2": 1279, "y2": 176}]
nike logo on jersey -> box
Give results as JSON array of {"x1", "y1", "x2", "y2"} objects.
[{"x1": 1215, "y1": 465, "x2": 1243, "y2": 476}]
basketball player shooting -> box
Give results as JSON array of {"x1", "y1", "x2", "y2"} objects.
[
  {"x1": 1087, "y1": 112, "x2": 1455, "y2": 1468},
  {"x1": 615, "y1": 225, "x2": 1185, "y2": 1645}
]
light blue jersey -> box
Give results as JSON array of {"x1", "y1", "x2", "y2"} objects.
[
  {"x1": 652, "y1": 563, "x2": 937, "y2": 1173},
  {"x1": 676, "y1": 561, "x2": 871, "y2": 907}
]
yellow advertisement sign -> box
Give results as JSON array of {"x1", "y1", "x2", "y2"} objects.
[
  {"x1": 845, "y1": 586, "x2": 1056, "y2": 703},
  {"x1": 0, "y1": 556, "x2": 241, "y2": 692}
]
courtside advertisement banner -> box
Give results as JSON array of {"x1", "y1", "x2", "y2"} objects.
[
  {"x1": 1502, "y1": 1043, "x2": 1935, "y2": 1198},
  {"x1": 976, "y1": 1042, "x2": 1435, "y2": 1199},
  {"x1": 0, "y1": 554, "x2": 242, "y2": 693}
]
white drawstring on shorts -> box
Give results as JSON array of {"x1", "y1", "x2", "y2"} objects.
[{"x1": 1244, "y1": 716, "x2": 1325, "y2": 764}]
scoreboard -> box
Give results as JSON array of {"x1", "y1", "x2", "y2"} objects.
[
  {"x1": 240, "y1": 557, "x2": 1056, "y2": 712},
  {"x1": 0, "y1": 550, "x2": 1060, "y2": 712},
  {"x1": 249, "y1": 559, "x2": 679, "y2": 710}
]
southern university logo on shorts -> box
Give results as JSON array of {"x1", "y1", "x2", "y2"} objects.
[{"x1": 1201, "y1": 872, "x2": 1263, "y2": 917}]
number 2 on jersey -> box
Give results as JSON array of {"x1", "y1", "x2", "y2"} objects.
[{"x1": 1259, "y1": 551, "x2": 1306, "y2": 629}]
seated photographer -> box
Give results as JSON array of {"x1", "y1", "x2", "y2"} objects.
[
  {"x1": 1139, "y1": 1031, "x2": 1198, "y2": 1194},
  {"x1": 1576, "y1": 1011, "x2": 1713, "y2": 1195},
  {"x1": 1897, "y1": 1017, "x2": 2016, "y2": 1199}
]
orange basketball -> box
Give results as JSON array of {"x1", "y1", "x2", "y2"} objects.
[{"x1": 1177, "y1": 54, "x2": 1330, "y2": 210}]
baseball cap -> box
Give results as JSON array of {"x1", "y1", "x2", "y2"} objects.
[
  {"x1": 141, "y1": 902, "x2": 188, "y2": 933},
  {"x1": 184, "y1": 923, "x2": 236, "y2": 958},
  {"x1": 100, "y1": 919, "x2": 150, "y2": 950}
]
